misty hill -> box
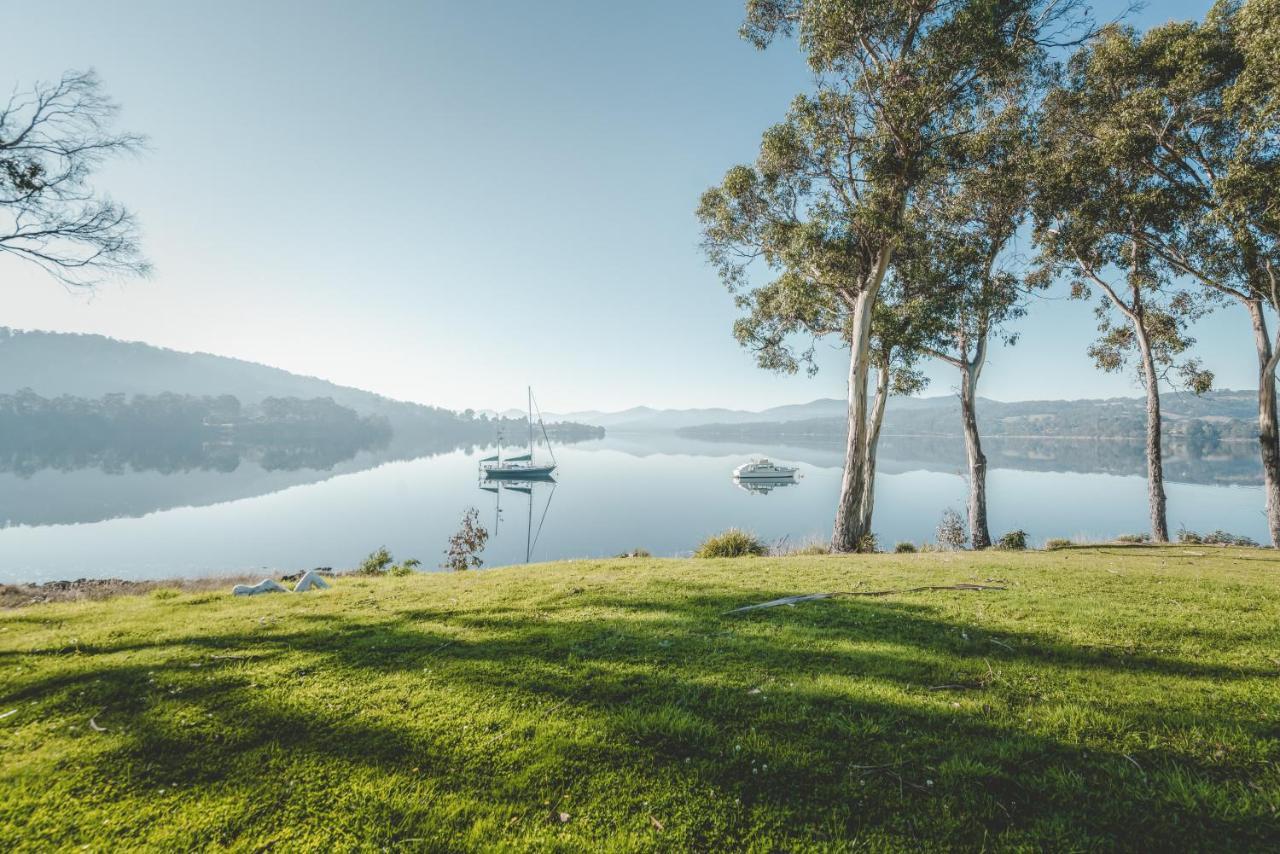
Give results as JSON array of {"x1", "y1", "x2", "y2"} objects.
[
  {"x1": 0, "y1": 328, "x2": 602, "y2": 444},
  {"x1": 0, "y1": 328, "x2": 455, "y2": 429},
  {"x1": 676, "y1": 391, "x2": 1260, "y2": 442},
  {"x1": 526, "y1": 390, "x2": 1257, "y2": 435},
  {"x1": 540, "y1": 399, "x2": 851, "y2": 431}
]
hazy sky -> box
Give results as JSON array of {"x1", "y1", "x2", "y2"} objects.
[{"x1": 5, "y1": 0, "x2": 1242, "y2": 413}]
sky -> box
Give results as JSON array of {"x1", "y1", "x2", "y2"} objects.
[{"x1": 3, "y1": 0, "x2": 1245, "y2": 414}]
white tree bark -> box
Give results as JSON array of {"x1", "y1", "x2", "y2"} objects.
[
  {"x1": 832, "y1": 252, "x2": 890, "y2": 552},
  {"x1": 1247, "y1": 298, "x2": 1280, "y2": 546},
  {"x1": 857, "y1": 361, "x2": 892, "y2": 538},
  {"x1": 1133, "y1": 321, "x2": 1170, "y2": 542},
  {"x1": 959, "y1": 336, "x2": 991, "y2": 549}
]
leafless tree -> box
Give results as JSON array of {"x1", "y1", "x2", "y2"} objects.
[{"x1": 1, "y1": 70, "x2": 150, "y2": 288}]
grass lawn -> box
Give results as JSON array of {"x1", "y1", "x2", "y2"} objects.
[{"x1": 2, "y1": 547, "x2": 1279, "y2": 851}]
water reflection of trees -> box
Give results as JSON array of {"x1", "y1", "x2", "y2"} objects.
[
  {"x1": 874, "y1": 435, "x2": 1261, "y2": 486},
  {"x1": 0, "y1": 390, "x2": 396, "y2": 477}
]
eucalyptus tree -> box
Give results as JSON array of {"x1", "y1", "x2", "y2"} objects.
[
  {"x1": 1035, "y1": 2, "x2": 1280, "y2": 543},
  {"x1": 910, "y1": 102, "x2": 1036, "y2": 549},
  {"x1": 699, "y1": 0, "x2": 1087, "y2": 551},
  {"x1": 0, "y1": 71, "x2": 149, "y2": 287},
  {"x1": 1032, "y1": 23, "x2": 1220, "y2": 543},
  {"x1": 1151, "y1": 0, "x2": 1280, "y2": 545}
]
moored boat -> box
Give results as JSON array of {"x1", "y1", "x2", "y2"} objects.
[
  {"x1": 481, "y1": 387, "x2": 558, "y2": 480},
  {"x1": 733, "y1": 458, "x2": 798, "y2": 480}
]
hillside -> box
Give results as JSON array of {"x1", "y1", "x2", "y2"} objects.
[
  {"x1": 2, "y1": 548, "x2": 1277, "y2": 850},
  {"x1": 677, "y1": 391, "x2": 1260, "y2": 443},
  {"x1": 0, "y1": 328, "x2": 415, "y2": 417},
  {"x1": 0, "y1": 329, "x2": 603, "y2": 445}
]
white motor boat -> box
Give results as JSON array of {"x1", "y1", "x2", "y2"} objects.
[{"x1": 733, "y1": 458, "x2": 799, "y2": 480}]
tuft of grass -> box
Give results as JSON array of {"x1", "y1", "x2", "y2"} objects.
[
  {"x1": 1115, "y1": 533, "x2": 1152, "y2": 544},
  {"x1": 894, "y1": 541, "x2": 918, "y2": 553},
  {"x1": 1044, "y1": 538, "x2": 1074, "y2": 550},
  {"x1": 694, "y1": 528, "x2": 768, "y2": 558},
  {"x1": 2, "y1": 548, "x2": 1279, "y2": 850},
  {"x1": 774, "y1": 536, "x2": 831, "y2": 557}
]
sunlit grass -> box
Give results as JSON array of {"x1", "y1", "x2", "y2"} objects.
[{"x1": 2, "y1": 547, "x2": 1279, "y2": 850}]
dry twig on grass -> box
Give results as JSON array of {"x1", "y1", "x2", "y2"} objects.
[{"x1": 724, "y1": 584, "x2": 1005, "y2": 615}]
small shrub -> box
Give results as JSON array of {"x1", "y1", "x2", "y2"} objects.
[
  {"x1": 1177, "y1": 527, "x2": 1204, "y2": 545},
  {"x1": 857, "y1": 533, "x2": 879, "y2": 554},
  {"x1": 936, "y1": 509, "x2": 967, "y2": 550},
  {"x1": 357, "y1": 547, "x2": 421, "y2": 576},
  {"x1": 390, "y1": 558, "x2": 422, "y2": 577},
  {"x1": 616, "y1": 548, "x2": 652, "y2": 558},
  {"x1": 1115, "y1": 533, "x2": 1151, "y2": 544},
  {"x1": 996, "y1": 530, "x2": 1028, "y2": 551},
  {"x1": 695, "y1": 528, "x2": 768, "y2": 558},
  {"x1": 1201, "y1": 530, "x2": 1258, "y2": 547},
  {"x1": 356, "y1": 546, "x2": 394, "y2": 575},
  {"x1": 444, "y1": 508, "x2": 489, "y2": 571},
  {"x1": 894, "y1": 541, "x2": 917, "y2": 554},
  {"x1": 1044, "y1": 538, "x2": 1073, "y2": 550}
]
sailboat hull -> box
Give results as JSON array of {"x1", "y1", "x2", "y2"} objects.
[{"x1": 483, "y1": 465, "x2": 557, "y2": 480}]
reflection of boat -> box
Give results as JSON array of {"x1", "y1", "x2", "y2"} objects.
[
  {"x1": 733, "y1": 458, "x2": 799, "y2": 480},
  {"x1": 481, "y1": 386, "x2": 557, "y2": 479},
  {"x1": 735, "y1": 476, "x2": 799, "y2": 495},
  {"x1": 479, "y1": 477, "x2": 556, "y2": 563}
]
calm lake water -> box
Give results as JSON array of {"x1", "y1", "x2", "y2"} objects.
[{"x1": 0, "y1": 433, "x2": 1268, "y2": 583}]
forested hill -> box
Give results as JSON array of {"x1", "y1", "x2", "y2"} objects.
[
  {"x1": 0, "y1": 328, "x2": 451, "y2": 429},
  {"x1": 677, "y1": 391, "x2": 1260, "y2": 443}
]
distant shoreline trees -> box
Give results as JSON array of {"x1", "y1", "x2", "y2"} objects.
[{"x1": 702, "y1": 0, "x2": 1280, "y2": 550}]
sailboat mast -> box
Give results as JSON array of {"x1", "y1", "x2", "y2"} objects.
[{"x1": 527, "y1": 385, "x2": 534, "y2": 457}]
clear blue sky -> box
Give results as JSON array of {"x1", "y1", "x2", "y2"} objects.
[{"x1": 5, "y1": 0, "x2": 1243, "y2": 413}]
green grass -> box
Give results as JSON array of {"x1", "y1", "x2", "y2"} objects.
[{"x1": 2, "y1": 547, "x2": 1279, "y2": 851}]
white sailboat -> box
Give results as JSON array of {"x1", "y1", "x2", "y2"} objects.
[{"x1": 480, "y1": 387, "x2": 557, "y2": 480}]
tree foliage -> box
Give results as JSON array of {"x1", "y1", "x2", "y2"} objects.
[{"x1": 0, "y1": 70, "x2": 149, "y2": 286}]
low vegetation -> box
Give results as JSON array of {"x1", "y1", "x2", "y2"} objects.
[
  {"x1": 2, "y1": 547, "x2": 1277, "y2": 850},
  {"x1": 443, "y1": 508, "x2": 489, "y2": 571},
  {"x1": 354, "y1": 547, "x2": 421, "y2": 577},
  {"x1": 935, "y1": 509, "x2": 968, "y2": 550},
  {"x1": 1179, "y1": 528, "x2": 1260, "y2": 548},
  {"x1": 694, "y1": 528, "x2": 768, "y2": 558},
  {"x1": 995, "y1": 530, "x2": 1028, "y2": 551},
  {"x1": 1115, "y1": 533, "x2": 1152, "y2": 544}
]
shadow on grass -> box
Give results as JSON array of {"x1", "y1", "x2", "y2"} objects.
[{"x1": 3, "y1": 583, "x2": 1277, "y2": 849}]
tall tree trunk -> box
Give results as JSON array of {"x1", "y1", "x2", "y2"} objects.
[
  {"x1": 832, "y1": 258, "x2": 888, "y2": 553},
  {"x1": 858, "y1": 361, "x2": 892, "y2": 538},
  {"x1": 1247, "y1": 298, "x2": 1280, "y2": 546},
  {"x1": 1133, "y1": 321, "x2": 1169, "y2": 542},
  {"x1": 960, "y1": 351, "x2": 990, "y2": 549}
]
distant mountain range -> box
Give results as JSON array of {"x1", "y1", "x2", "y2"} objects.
[
  {"x1": 675, "y1": 392, "x2": 1259, "y2": 443},
  {"x1": 488, "y1": 391, "x2": 1259, "y2": 438},
  {"x1": 2, "y1": 327, "x2": 1260, "y2": 443},
  {"x1": 478, "y1": 399, "x2": 854, "y2": 431}
]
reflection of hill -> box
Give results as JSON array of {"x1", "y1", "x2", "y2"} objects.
[
  {"x1": 0, "y1": 431, "x2": 595, "y2": 528},
  {"x1": 876, "y1": 435, "x2": 1262, "y2": 486},
  {"x1": 593, "y1": 433, "x2": 1261, "y2": 486}
]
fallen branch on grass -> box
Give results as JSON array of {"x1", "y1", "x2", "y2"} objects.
[{"x1": 724, "y1": 584, "x2": 1005, "y2": 615}]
